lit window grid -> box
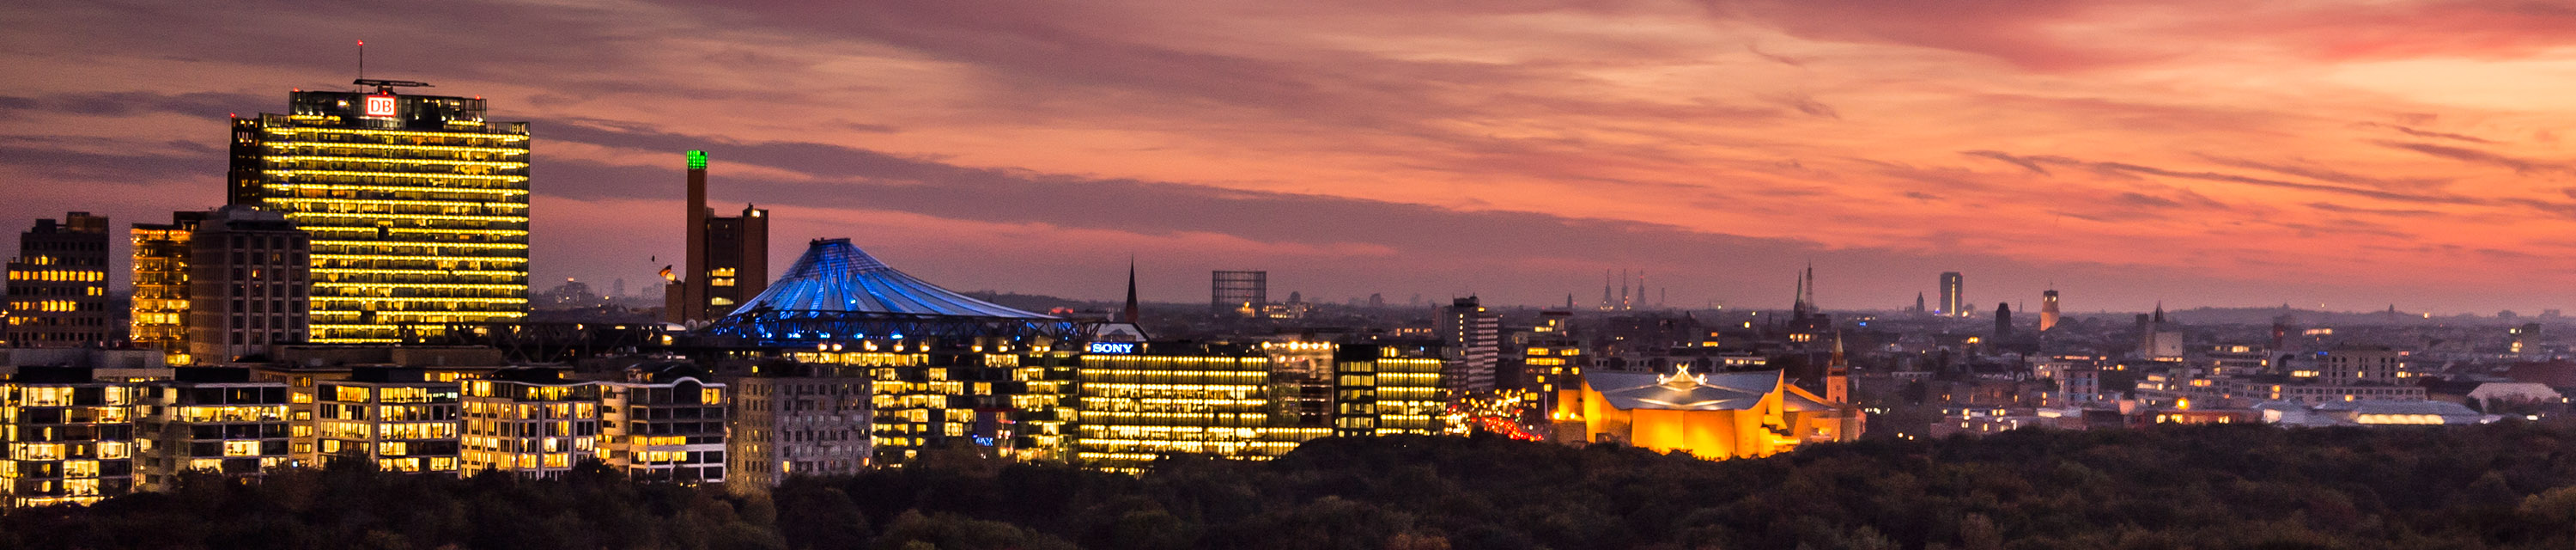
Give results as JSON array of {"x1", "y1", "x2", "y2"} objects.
[
  {"x1": 1, "y1": 382, "x2": 138, "y2": 508},
  {"x1": 244, "y1": 122, "x2": 532, "y2": 344}
]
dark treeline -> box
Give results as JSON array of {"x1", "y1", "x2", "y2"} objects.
[{"x1": 7, "y1": 424, "x2": 2576, "y2": 550}]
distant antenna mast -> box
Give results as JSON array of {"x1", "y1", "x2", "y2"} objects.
[{"x1": 357, "y1": 40, "x2": 365, "y2": 86}]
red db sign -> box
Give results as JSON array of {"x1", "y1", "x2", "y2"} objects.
[{"x1": 364, "y1": 95, "x2": 397, "y2": 117}]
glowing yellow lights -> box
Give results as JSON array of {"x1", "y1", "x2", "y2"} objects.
[
  {"x1": 266, "y1": 183, "x2": 526, "y2": 196},
  {"x1": 266, "y1": 156, "x2": 529, "y2": 168},
  {"x1": 273, "y1": 127, "x2": 528, "y2": 141},
  {"x1": 264, "y1": 169, "x2": 527, "y2": 181}
]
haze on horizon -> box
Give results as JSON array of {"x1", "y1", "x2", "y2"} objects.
[{"x1": 5, "y1": 0, "x2": 2575, "y2": 315}]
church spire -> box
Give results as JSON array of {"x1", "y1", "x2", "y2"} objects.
[{"x1": 1122, "y1": 257, "x2": 1140, "y2": 324}]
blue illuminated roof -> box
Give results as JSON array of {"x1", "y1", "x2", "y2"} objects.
[{"x1": 722, "y1": 238, "x2": 1055, "y2": 321}]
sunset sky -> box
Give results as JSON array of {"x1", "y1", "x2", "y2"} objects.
[{"x1": 6, "y1": 0, "x2": 2576, "y2": 315}]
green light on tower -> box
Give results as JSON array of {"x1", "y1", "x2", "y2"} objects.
[{"x1": 687, "y1": 150, "x2": 708, "y2": 170}]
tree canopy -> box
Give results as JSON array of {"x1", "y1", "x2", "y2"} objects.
[{"x1": 7, "y1": 424, "x2": 2574, "y2": 549}]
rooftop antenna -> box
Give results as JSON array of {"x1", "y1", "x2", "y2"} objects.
[{"x1": 352, "y1": 40, "x2": 434, "y2": 94}]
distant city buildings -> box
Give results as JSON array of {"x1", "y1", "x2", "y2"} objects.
[
  {"x1": 1211, "y1": 270, "x2": 1266, "y2": 316},
  {"x1": 1938, "y1": 272, "x2": 1964, "y2": 317},
  {"x1": 5, "y1": 212, "x2": 115, "y2": 348},
  {"x1": 2038, "y1": 290, "x2": 2061, "y2": 332},
  {"x1": 228, "y1": 81, "x2": 531, "y2": 343}
]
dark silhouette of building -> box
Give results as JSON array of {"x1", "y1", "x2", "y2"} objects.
[
  {"x1": 1938, "y1": 272, "x2": 1965, "y2": 317},
  {"x1": 6, "y1": 212, "x2": 114, "y2": 347},
  {"x1": 667, "y1": 150, "x2": 769, "y2": 323},
  {"x1": 1995, "y1": 302, "x2": 2014, "y2": 340},
  {"x1": 1211, "y1": 271, "x2": 1266, "y2": 315}
]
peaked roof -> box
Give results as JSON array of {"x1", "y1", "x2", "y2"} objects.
[{"x1": 723, "y1": 238, "x2": 1055, "y2": 320}]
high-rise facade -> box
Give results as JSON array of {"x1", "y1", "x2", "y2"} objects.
[
  {"x1": 228, "y1": 81, "x2": 531, "y2": 344},
  {"x1": 185, "y1": 206, "x2": 313, "y2": 363},
  {"x1": 1437, "y1": 296, "x2": 1501, "y2": 392},
  {"x1": 130, "y1": 212, "x2": 206, "y2": 363},
  {"x1": 5, "y1": 212, "x2": 115, "y2": 348},
  {"x1": 665, "y1": 151, "x2": 769, "y2": 323},
  {"x1": 2039, "y1": 290, "x2": 2061, "y2": 332},
  {"x1": 1937, "y1": 272, "x2": 1965, "y2": 317},
  {"x1": 1211, "y1": 270, "x2": 1266, "y2": 315}
]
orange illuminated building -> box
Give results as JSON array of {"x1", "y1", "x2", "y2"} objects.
[{"x1": 1567, "y1": 366, "x2": 1856, "y2": 459}]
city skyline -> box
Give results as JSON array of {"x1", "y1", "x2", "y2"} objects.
[{"x1": 10, "y1": 2, "x2": 2576, "y2": 314}]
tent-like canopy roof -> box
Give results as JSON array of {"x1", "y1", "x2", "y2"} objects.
[{"x1": 723, "y1": 238, "x2": 1055, "y2": 321}]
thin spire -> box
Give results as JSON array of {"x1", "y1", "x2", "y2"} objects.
[{"x1": 1122, "y1": 256, "x2": 1140, "y2": 324}]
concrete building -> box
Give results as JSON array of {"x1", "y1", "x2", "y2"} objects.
[
  {"x1": 2317, "y1": 345, "x2": 2409, "y2": 385},
  {"x1": 134, "y1": 368, "x2": 290, "y2": 490},
  {"x1": 727, "y1": 362, "x2": 871, "y2": 492},
  {"x1": 185, "y1": 205, "x2": 312, "y2": 364},
  {"x1": 5, "y1": 212, "x2": 114, "y2": 348},
  {"x1": 599, "y1": 364, "x2": 727, "y2": 483}
]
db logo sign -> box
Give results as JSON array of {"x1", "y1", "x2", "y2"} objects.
[{"x1": 363, "y1": 95, "x2": 397, "y2": 117}]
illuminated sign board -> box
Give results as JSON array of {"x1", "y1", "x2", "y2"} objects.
[
  {"x1": 1085, "y1": 342, "x2": 1139, "y2": 354},
  {"x1": 363, "y1": 95, "x2": 397, "y2": 117}
]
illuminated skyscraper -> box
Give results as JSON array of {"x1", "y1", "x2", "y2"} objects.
[
  {"x1": 665, "y1": 151, "x2": 769, "y2": 323},
  {"x1": 130, "y1": 211, "x2": 206, "y2": 363},
  {"x1": 2039, "y1": 290, "x2": 2061, "y2": 332},
  {"x1": 1937, "y1": 272, "x2": 1964, "y2": 317},
  {"x1": 1437, "y1": 296, "x2": 1500, "y2": 392},
  {"x1": 228, "y1": 79, "x2": 530, "y2": 343},
  {"x1": 5, "y1": 212, "x2": 114, "y2": 347}
]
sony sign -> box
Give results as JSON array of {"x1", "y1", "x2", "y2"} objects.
[{"x1": 1084, "y1": 342, "x2": 1139, "y2": 354}]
